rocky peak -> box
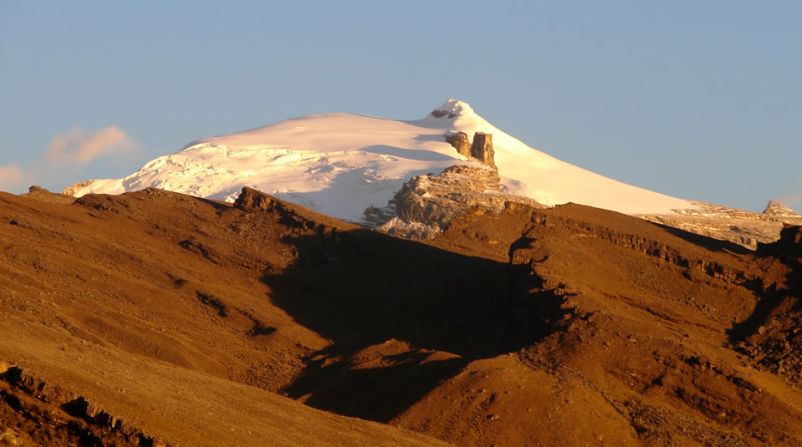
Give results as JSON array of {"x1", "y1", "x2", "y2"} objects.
[
  {"x1": 428, "y1": 99, "x2": 474, "y2": 119},
  {"x1": 445, "y1": 131, "x2": 497, "y2": 168},
  {"x1": 763, "y1": 200, "x2": 801, "y2": 219}
]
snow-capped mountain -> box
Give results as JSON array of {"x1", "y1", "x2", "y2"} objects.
[
  {"x1": 66, "y1": 99, "x2": 801, "y2": 247},
  {"x1": 67, "y1": 99, "x2": 696, "y2": 220}
]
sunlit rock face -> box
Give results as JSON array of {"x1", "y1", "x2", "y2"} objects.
[
  {"x1": 365, "y1": 133, "x2": 542, "y2": 239},
  {"x1": 641, "y1": 200, "x2": 802, "y2": 249},
  {"x1": 763, "y1": 201, "x2": 802, "y2": 219}
]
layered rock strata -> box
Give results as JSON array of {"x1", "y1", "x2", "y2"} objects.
[{"x1": 365, "y1": 132, "x2": 541, "y2": 239}]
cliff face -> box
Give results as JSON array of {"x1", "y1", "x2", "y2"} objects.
[
  {"x1": 443, "y1": 131, "x2": 496, "y2": 168},
  {"x1": 469, "y1": 132, "x2": 496, "y2": 168},
  {"x1": 364, "y1": 132, "x2": 542, "y2": 238}
]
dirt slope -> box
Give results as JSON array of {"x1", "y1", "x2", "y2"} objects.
[
  {"x1": 1, "y1": 187, "x2": 801, "y2": 446},
  {"x1": 0, "y1": 188, "x2": 445, "y2": 447},
  {"x1": 397, "y1": 204, "x2": 802, "y2": 446}
]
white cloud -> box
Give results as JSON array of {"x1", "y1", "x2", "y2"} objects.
[
  {"x1": 44, "y1": 126, "x2": 136, "y2": 165},
  {"x1": 0, "y1": 164, "x2": 23, "y2": 191},
  {"x1": 0, "y1": 126, "x2": 138, "y2": 193}
]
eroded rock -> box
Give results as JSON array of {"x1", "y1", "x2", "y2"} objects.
[
  {"x1": 445, "y1": 132, "x2": 496, "y2": 168},
  {"x1": 365, "y1": 164, "x2": 541, "y2": 239},
  {"x1": 445, "y1": 132, "x2": 471, "y2": 157},
  {"x1": 764, "y1": 201, "x2": 802, "y2": 219},
  {"x1": 470, "y1": 133, "x2": 496, "y2": 168}
]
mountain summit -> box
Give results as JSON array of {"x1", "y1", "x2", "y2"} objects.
[
  {"x1": 429, "y1": 98, "x2": 476, "y2": 118},
  {"x1": 65, "y1": 99, "x2": 695, "y2": 218},
  {"x1": 64, "y1": 99, "x2": 800, "y2": 247}
]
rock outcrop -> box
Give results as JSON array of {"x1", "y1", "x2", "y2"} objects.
[
  {"x1": 445, "y1": 132, "x2": 471, "y2": 157},
  {"x1": 365, "y1": 132, "x2": 539, "y2": 238},
  {"x1": 641, "y1": 200, "x2": 802, "y2": 249},
  {"x1": 22, "y1": 185, "x2": 76, "y2": 204},
  {"x1": 446, "y1": 131, "x2": 496, "y2": 168},
  {"x1": 470, "y1": 132, "x2": 496, "y2": 168},
  {"x1": 763, "y1": 201, "x2": 802, "y2": 219},
  {"x1": 364, "y1": 163, "x2": 541, "y2": 239},
  {"x1": 234, "y1": 186, "x2": 353, "y2": 232},
  {"x1": 62, "y1": 179, "x2": 95, "y2": 197},
  {"x1": 0, "y1": 365, "x2": 170, "y2": 447},
  {"x1": 430, "y1": 110, "x2": 457, "y2": 119},
  {"x1": 234, "y1": 186, "x2": 282, "y2": 212}
]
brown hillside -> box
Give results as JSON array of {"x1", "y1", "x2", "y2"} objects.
[{"x1": 1, "y1": 187, "x2": 801, "y2": 446}]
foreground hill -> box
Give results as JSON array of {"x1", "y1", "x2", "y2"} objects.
[
  {"x1": 0, "y1": 189, "x2": 444, "y2": 447},
  {"x1": 2, "y1": 186, "x2": 802, "y2": 446}
]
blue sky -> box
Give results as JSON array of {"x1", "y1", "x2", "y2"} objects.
[{"x1": 1, "y1": 1, "x2": 801, "y2": 211}]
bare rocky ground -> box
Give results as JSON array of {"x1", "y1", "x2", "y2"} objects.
[
  {"x1": 2, "y1": 186, "x2": 802, "y2": 446},
  {"x1": 641, "y1": 200, "x2": 802, "y2": 249}
]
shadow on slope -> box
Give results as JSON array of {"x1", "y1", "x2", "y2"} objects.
[
  {"x1": 647, "y1": 221, "x2": 753, "y2": 255},
  {"x1": 729, "y1": 225, "x2": 802, "y2": 382},
  {"x1": 262, "y1": 228, "x2": 570, "y2": 421}
]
